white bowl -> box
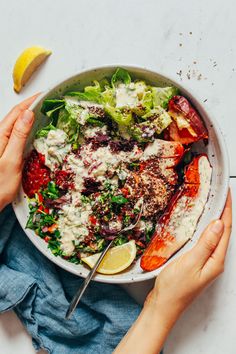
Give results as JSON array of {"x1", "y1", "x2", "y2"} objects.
[{"x1": 13, "y1": 66, "x2": 229, "y2": 284}]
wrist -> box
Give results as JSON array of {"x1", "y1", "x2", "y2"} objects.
[
  {"x1": 144, "y1": 291, "x2": 183, "y2": 330},
  {"x1": 114, "y1": 292, "x2": 182, "y2": 354}
]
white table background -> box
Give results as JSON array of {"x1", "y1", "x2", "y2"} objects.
[{"x1": 0, "y1": 0, "x2": 235, "y2": 353}]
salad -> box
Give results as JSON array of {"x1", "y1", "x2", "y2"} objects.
[{"x1": 22, "y1": 68, "x2": 212, "y2": 273}]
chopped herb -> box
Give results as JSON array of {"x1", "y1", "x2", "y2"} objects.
[
  {"x1": 41, "y1": 181, "x2": 59, "y2": 200},
  {"x1": 81, "y1": 195, "x2": 91, "y2": 204},
  {"x1": 48, "y1": 239, "x2": 63, "y2": 256},
  {"x1": 111, "y1": 195, "x2": 128, "y2": 204},
  {"x1": 114, "y1": 235, "x2": 128, "y2": 246}
]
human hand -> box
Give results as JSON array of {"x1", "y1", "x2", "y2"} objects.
[
  {"x1": 0, "y1": 95, "x2": 38, "y2": 211},
  {"x1": 146, "y1": 190, "x2": 232, "y2": 326},
  {"x1": 115, "y1": 193, "x2": 232, "y2": 354}
]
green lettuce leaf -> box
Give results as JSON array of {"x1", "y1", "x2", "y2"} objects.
[
  {"x1": 65, "y1": 91, "x2": 102, "y2": 103},
  {"x1": 142, "y1": 106, "x2": 172, "y2": 134},
  {"x1": 66, "y1": 81, "x2": 102, "y2": 104},
  {"x1": 132, "y1": 90, "x2": 153, "y2": 116},
  {"x1": 41, "y1": 99, "x2": 65, "y2": 117},
  {"x1": 130, "y1": 106, "x2": 172, "y2": 141},
  {"x1": 64, "y1": 98, "x2": 106, "y2": 127},
  {"x1": 129, "y1": 122, "x2": 155, "y2": 142},
  {"x1": 86, "y1": 117, "x2": 105, "y2": 127},
  {"x1": 84, "y1": 80, "x2": 101, "y2": 94},
  {"x1": 101, "y1": 87, "x2": 116, "y2": 106},
  {"x1": 111, "y1": 68, "x2": 131, "y2": 87},
  {"x1": 152, "y1": 86, "x2": 179, "y2": 109},
  {"x1": 56, "y1": 108, "x2": 78, "y2": 141},
  {"x1": 111, "y1": 195, "x2": 128, "y2": 204},
  {"x1": 35, "y1": 122, "x2": 56, "y2": 138},
  {"x1": 105, "y1": 106, "x2": 133, "y2": 126},
  {"x1": 65, "y1": 101, "x2": 84, "y2": 121}
]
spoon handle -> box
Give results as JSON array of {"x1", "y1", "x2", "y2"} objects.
[{"x1": 65, "y1": 239, "x2": 114, "y2": 319}]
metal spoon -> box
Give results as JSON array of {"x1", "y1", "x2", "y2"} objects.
[{"x1": 65, "y1": 198, "x2": 143, "y2": 319}]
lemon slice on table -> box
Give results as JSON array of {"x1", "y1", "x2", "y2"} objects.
[
  {"x1": 82, "y1": 240, "x2": 137, "y2": 275},
  {"x1": 13, "y1": 46, "x2": 51, "y2": 92}
]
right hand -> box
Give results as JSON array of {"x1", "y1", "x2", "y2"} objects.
[{"x1": 146, "y1": 190, "x2": 232, "y2": 325}]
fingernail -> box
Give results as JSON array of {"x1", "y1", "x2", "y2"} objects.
[
  {"x1": 21, "y1": 110, "x2": 33, "y2": 124},
  {"x1": 210, "y1": 220, "x2": 224, "y2": 234}
]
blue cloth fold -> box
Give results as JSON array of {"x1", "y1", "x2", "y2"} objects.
[{"x1": 0, "y1": 206, "x2": 141, "y2": 354}]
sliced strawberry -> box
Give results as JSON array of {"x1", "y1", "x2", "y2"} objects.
[
  {"x1": 165, "y1": 96, "x2": 208, "y2": 144},
  {"x1": 140, "y1": 155, "x2": 212, "y2": 271}
]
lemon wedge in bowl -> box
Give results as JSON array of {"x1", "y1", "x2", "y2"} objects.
[
  {"x1": 13, "y1": 46, "x2": 51, "y2": 93},
  {"x1": 81, "y1": 240, "x2": 137, "y2": 275}
]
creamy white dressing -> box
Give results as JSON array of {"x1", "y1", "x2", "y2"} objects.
[
  {"x1": 34, "y1": 129, "x2": 71, "y2": 170},
  {"x1": 64, "y1": 97, "x2": 104, "y2": 126},
  {"x1": 58, "y1": 203, "x2": 92, "y2": 255},
  {"x1": 115, "y1": 82, "x2": 146, "y2": 108},
  {"x1": 66, "y1": 143, "x2": 142, "y2": 191},
  {"x1": 141, "y1": 140, "x2": 161, "y2": 160},
  {"x1": 65, "y1": 97, "x2": 103, "y2": 110},
  {"x1": 57, "y1": 143, "x2": 143, "y2": 254},
  {"x1": 83, "y1": 125, "x2": 107, "y2": 139},
  {"x1": 58, "y1": 139, "x2": 165, "y2": 253},
  {"x1": 156, "y1": 156, "x2": 212, "y2": 259},
  {"x1": 135, "y1": 220, "x2": 153, "y2": 232},
  {"x1": 35, "y1": 123, "x2": 211, "y2": 257}
]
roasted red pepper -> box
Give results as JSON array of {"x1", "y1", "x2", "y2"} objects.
[{"x1": 165, "y1": 96, "x2": 208, "y2": 144}]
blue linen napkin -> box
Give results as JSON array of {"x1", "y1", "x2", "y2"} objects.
[{"x1": 0, "y1": 205, "x2": 142, "y2": 354}]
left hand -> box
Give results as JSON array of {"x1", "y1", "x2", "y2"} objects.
[{"x1": 0, "y1": 95, "x2": 38, "y2": 211}]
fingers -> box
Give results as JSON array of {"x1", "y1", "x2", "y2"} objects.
[
  {"x1": 0, "y1": 93, "x2": 39, "y2": 156},
  {"x1": 2, "y1": 110, "x2": 34, "y2": 165},
  {"x1": 191, "y1": 220, "x2": 224, "y2": 269},
  {"x1": 208, "y1": 190, "x2": 232, "y2": 264}
]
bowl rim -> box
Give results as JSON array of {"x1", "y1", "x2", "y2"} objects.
[{"x1": 13, "y1": 65, "x2": 230, "y2": 284}]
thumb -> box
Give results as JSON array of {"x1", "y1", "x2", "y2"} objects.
[
  {"x1": 3, "y1": 109, "x2": 34, "y2": 163},
  {"x1": 191, "y1": 220, "x2": 224, "y2": 269}
]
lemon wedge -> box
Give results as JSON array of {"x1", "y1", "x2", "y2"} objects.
[
  {"x1": 82, "y1": 240, "x2": 137, "y2": 275},
  {"x1": 13, "y1": 46, "x2": 51, "y2": 92}
]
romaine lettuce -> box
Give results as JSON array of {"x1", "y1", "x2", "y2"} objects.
[
  {"x1": 65, "y1": 101, "x2": 84, "y2": 121},
  {"x1": 56, "y1": 108, "x2": 78, "y2": 141},
  {"x1": 111, "y1": 68, "x2": 131, "y2": 87},
  {"x1": 132, "y1": 89, "x2": 153, "y2": 116},
  {"x1": 129, "y1": 122, "x2": 155, "y2": 142},
  {"x1": 41, "y1": 99, "x2": 65, "y2": 118},
  {"x1": 35, "y1": 122, "x2": 56, "y2": 138},
  {"x1": 64, "y1": 97, "x2": 106, "y2": 127},
  {"x1": 101, "y1": 87, "x2": 115, "y2": 107},
  {"x1": 105, "y1": 106, "x2": 133, "y2": 126},
  {"x1": 65, "y1": 91, "x2": 102, "y2": 104},
  {"x1": 152, "y1": 86, "x2": 179, "y2": 109},
  {"x1": 39, "y1": 69, "x2": 178, "y2": 142},
  {"x1": 66, "y1": 81, "x2": 102, "y2": 104},
  {"x1": 142, "y1": 106, "x2": 172, "y2": 134},
  {"x1": 130, "y1": 106, "x2": 172, "y2": 141}
]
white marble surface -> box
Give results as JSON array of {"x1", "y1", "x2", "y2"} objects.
[{"x1": 0, "y1": 0, "x2": 235, "y2": 353}]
